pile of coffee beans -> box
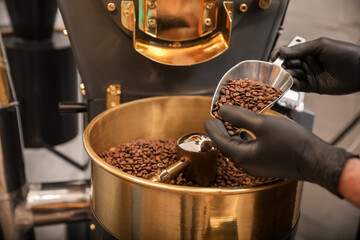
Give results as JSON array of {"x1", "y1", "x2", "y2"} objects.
[
  {"x1": 212, "y1": 78, "x2": 283, "y2": 135},
  {"x1": 98, "y1": 139, "x2": 273, "y2": 187}
]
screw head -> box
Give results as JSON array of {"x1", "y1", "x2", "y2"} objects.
[{"x1": 107, "y1": 2, "x2": 116, "y2": 12}]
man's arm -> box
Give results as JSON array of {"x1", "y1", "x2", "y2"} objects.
[{"x1": 338, "y1": 158, "x2": 360, "y2": 208}]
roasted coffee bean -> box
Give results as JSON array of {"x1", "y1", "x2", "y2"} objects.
[
  {"x1": 212, "y1": 78, "x2": 282, "y2": 135},
  {"x1": 98, "y1": 139, "x2": 274, "y2": 187}
]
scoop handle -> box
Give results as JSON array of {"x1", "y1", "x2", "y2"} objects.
[{"x1": 273, "y1": 36, "x2": 306, "y2": 67}]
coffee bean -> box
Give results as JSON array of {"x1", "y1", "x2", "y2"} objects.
[
  {"x1": 212, "y1": 78, "x2": 283, "y2": 136},
  {"x1": 98, "y1": 139, "x2": 274, "y2": 187}
]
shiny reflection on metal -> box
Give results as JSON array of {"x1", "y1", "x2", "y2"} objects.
[
  {"x1": 201, "y1": 0, "x2": 217, "y2": 37},
  {"x1": 80, "y1": 82, "x2": 86, "y2": 96},
  {"x1": 259, "y1": 0, "x2": 272, "y2": 9},
  {"x1": 83, "y1": 96, "x2": 302, "y2": 239},
  {"x1": 128, "y1": 1, "x2": 232, "y2": 65},
  {"x1": 177, "y1": 132, "x2": 218, "y2": 186},
  {"x1": 121, "y1": 1, "x2": 135, "y2": 31},
  {"x1": 138, "y1": 0, "x2": 218, "y2": 41},
  {"x1": 139, "y1": 0, "x2": 158, "y2": 37},
  {"x1": 106, "y1": 84, "x2": 121, "y2": 109},
  {"x1": 210, "y1": 36, "x2": 306, "y2": 117},
  {"x1": 0, "y1": 36, "x2": 12, "y2": 106},
  {"x1": 15, "y1": 181, "x2": 91, "y2": 228},
  {"x1": 148, "y1": 158, "x2": 191, "y2": 183},
  {"x1": 239, "y1": 3, "x2": 248, "y2": 13},
  {"x1": 149, "y1": 132, "x2": 218, "y2": 186}
]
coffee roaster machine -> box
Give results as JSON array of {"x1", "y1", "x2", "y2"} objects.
[{"x1": 0, "y1": 0, "x2": 316, "y2": 239}]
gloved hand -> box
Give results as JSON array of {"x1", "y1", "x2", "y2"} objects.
[
  {"x1": 270, "y1": 37, "x2": 360, "y2": 94},
  {"x1": 204, "y1": 104, "x2": 355, "y2": 194}
]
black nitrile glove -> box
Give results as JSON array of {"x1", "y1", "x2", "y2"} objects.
[
  {"x1": 270, "y1": 37, "x2": 360, "y2": 94},
  {"x1": 204, "y1": 104, "x2": 355, "y2": 195}
]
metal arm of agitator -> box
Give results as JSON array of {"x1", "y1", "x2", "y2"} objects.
[{"x1": 148, "y1": 158, "x2": 191, "y2": 183}]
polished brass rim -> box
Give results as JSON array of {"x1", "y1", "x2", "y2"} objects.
[{"x1": 84, "y1": 96, "x2": 293, "y2": 195}]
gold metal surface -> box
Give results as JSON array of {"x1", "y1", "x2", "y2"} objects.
[
  {"x1": 201, "y1": 0, "x2": 218, "y2": 37},
  {"x1": 133, "y1": 30, "x2": 230, "y2": 65},
  {"x1": 84, "y1": 96, "x2": 302, "y2": 239},
  {"x1": 107, "y1": 2, "x2": 116, "y2": 12},
  {"x1": 121, "y1": 1, "x2": 233, "y2": 66},
  {"x1": 239, "y1": 3, "x2": 248, "y2": 13},
  {"x1": 138, "y1": 0, "x2": 218, "y2": 41},
  {"x1": 0, "y1": 39, "x2": 11, "y2": 106},
  {"x1": 121, "y1": 1, "x2": 135, "y2": 31},
  {"x1": 90, "y1": 223, "x2": 96, "y2": 231},
  {"x1": 106, "y1": 84, "x2": 121, "y2": 109},
  {"x1": 80, "y1": 83, "x2": 86, "y2": 96},
  {"x1": 177, "y1": 134, "x2": 218, "y2": 187},
  {"x1": 259, "y1": 0, "x2": 272, "y2": 9},
  {"x1": 62, "y1": 29, "x2": 68, "y2": 36},
  {"x1": 148, "y1": 158, "x2": 191, "y2": 183}
]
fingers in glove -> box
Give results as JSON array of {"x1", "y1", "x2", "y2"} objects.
[
  {"x1": 283, "y1": 59, "x2": 303, "y2": 69},
  {"x1": 218, "y1": 105, "x2": 266, "y2": 135},
  {"x1": 301, "y1": 57, "x2": 321, "y2": 93},
  {"x1": 286, "y1": 69, "x2": 312, "y2": 92},
  {"x1": 279, "y1": 39, "x2": 322, "y2": 59},
  {"x1": 204, "y1": 119, "x2": 251, "y2": 160}
]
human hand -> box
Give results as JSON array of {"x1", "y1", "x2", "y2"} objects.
[
  {"x1": 271, "y1": 37, "x2": 360, "y2": 94},
  {"x1": 204, "y1": 104, "x2": 354, "y2": 194}
]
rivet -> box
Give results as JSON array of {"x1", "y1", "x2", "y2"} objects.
[
  {"x1": 148, "y1": 18, "x2": 157, "y2": 27},
  {"x1": 90, "y1": 224, "x2": 96, "y2": 231},
  {"x1": 147, "y1": 0, "x2": 156, "y2": 9},
  {"x1": 259, "y1": 0, "x2": 271, "y2": 9},
  {"x1": 204, "y1": 18, "x2": 212, "y2": 27},
  {"x1": 205, "y1": 2, "x2": 213, "y2": 9},
  {"x1": 123, "y1": 10, "x2": 130, "y2": 17},
  {"x1": 107, "y1": 2, "x2": 116, "y2": 12},
  {"x1": 63, "y1": 29, "x2": 68, "y2": 36},
  {"x1": 239, "y1": 3, "x2": 248, "y2": 13}
]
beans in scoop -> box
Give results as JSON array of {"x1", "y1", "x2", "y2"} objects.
[{"x1": 212, "y1": 78, "x2": 283, "y2": 136}]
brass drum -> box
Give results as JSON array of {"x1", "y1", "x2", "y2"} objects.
[{"x1": 83, "y1": 96, "x2": 302, "y2": 240}]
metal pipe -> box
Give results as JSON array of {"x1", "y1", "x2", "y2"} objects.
[
  {"x1": 15, "y1": 180, "x2": 91, "y2": 229},
  {"x1": 0, "y1": 32, "x2": 28, "y2": 240}
]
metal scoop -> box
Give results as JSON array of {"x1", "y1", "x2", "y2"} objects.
[
  {"x1": 148, "y1": 132, "x2": 218, "y2": 187},
  {"x1": 210, "y1": 36, "x2": 306, "y2": 116}
]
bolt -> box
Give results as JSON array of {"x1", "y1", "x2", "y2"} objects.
[{"x1": 107, "y1": 2, "x2": 116, "y2": 12}]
